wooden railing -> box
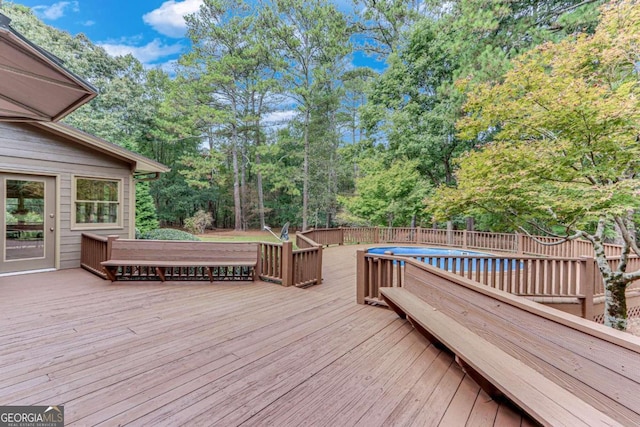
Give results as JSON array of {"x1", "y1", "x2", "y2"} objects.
[
  {"x1": 257, "y1": 237, "x2": 323, "y2": 287},
  {"x1": 342, "y1": 227, "x2": 379, "y2": 244},
  {"x1": 301, "y1": 226, "x2": 627, "y2": 259},
  {"x1": 80, "y1": 233, "x2": 112, "y2": 279},
  {"x1": 259, "y1": 242, "x2": 282, "y2": 283},
  {"x1": 80, "y1": 235, "x2": 323, "y2": 288},
  {"x1": 356, "y1": 251, "x2": 600, "y2": 318}
]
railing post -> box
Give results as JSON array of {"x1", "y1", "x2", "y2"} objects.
[
  {"x1": 106, "y1": 235, "x2": 119, "y2": 260},
  {"x1": 317, "y1": 245, "x2": 323, "y2": 283},
  {"x1": 281, "y1": 241, "x2": 294, "y2": 287},
  {"x1": 415, "y1": 226, "x2": 421, "y2": 244},
  {"x1": 255, "y1": 243, "x2": 263, "y2": 279},
  {"x1": 340, "y1": 227, "x2": 344, "y2": 245},
  {"x1": 580, "y1": 256, "x2": 595, "y2": 320},
  {"x1": 516, "y1": 233, "x2": 524, "y2": 255},
  {"x1": 357, "y1": 250, "x2": 366, "y2": 304},
  {"x1": 462, "y1": 230, "x2": 468, "y2": 249},
  {"x1": 374, "y1": 227, "x2": 379, "y2": 244}
]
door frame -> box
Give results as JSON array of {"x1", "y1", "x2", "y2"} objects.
[{"x1": 1, "y1": 173, "x2": 57, "y2": 274}]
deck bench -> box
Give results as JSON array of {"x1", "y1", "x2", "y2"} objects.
[
  {"x1": 101, "y1": 239, "x2": 258, "y2": 282},
  {"x1": 380, "y1": 261, "x2": 640, "y2": 426}
]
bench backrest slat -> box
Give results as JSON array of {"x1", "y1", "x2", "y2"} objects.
[
  {"x1": 109, "y1": 240, "x2": 258, "y2": 263},
  {"x1": 403, "y1": 262, "x2": 640, "y2": 425}
]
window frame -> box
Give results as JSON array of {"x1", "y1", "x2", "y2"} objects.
[{"x1": 71, "y1": 176, "x2": 123, "y2": 230}]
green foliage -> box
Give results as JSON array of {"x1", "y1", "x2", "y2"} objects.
[
  {"x1": 184, "y1": 210, "x2": 214, "y2": 235},
  {"x1": 428, "y1": 0, "x2": 640, "y2": 329},
  {"x1": 5, "y1": 211, "x2": 17, "y2": 225},
  {"x1": 135, "y1": 182, "x2": 159, "y2": 233},
  {"x1": 261, "y1": 0, "x2": 352, "y2": 229},
  {"x1": 354, "y1": 0, "x2": 423, "y2": 58},
  {"x1": 139, "y1": 228, "x2": 201, "y2": 241},
  {"x1": 433, "y1": 0, "x2": 640, "y2": 231},
  {"x1": 340, "y1": 158, "x2": 430, "y2": 227}
]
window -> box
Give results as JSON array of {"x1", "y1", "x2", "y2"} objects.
[{"x1": 74, "y1": 177, "x2": 121, "y2": 227}]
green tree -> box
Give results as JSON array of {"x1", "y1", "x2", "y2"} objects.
[
  {"x1": 261, "y1": 0, "x2": 351, "y2": 230},
  {"x1": 429, "y1": 0, "x2": 640, "y2": 330},
  {"x1": 353, "y1": 0, "x2": 425, "y2": 59},
  {"x1": 340, "y1": 158, "x2": 430, "y2": 227},
  {"x1": 180, "y1": 0, "x2": 281, "y2": 231},
  {"x1": 135, "y1": 182, "x2": 159, "y2": 233}
]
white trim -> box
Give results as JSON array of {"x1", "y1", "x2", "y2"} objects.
[{"x1": 71, "y1": 175, "x2": 123, "y2": 230}]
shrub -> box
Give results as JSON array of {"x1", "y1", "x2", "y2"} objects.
[
  {"x1": 5, "y1": 211, "x2": 17, "y2": 224},
  {"x1": 184, "y1": 210, "x2": 213, "y2": 235},
  {"x1": 139, "y1": 228, "x2": 200, "y2": 241},
  {"x1": 135, "y1": 182, "x2": 159, "y2": 233}
]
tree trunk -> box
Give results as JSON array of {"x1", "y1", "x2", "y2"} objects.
[
  {"x1": 255, "y1": 118, "x2": 265, "y2": 231},
  {"x1": 240, "y1": 143, "x2": 247, "y2": 231},
  {"x1": 231, "y1": 124, "x2": 242, "y2": 231},
  {"x1": 604, "y1": 278, "x2": 628, "y2": 330},
  {"x1": 302, "y1": 108, "x2": 310, "y2": 231},
  {"x1": 592, "y1": 230, "x2": 628, "y2": 330},
  {"x1": 466, "y1": 217, "x2": 475, "y2": 232}
]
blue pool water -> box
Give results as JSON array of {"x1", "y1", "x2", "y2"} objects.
[
  {"x1": 367, "y1": 246, "x2": 520, "y2": 272},
  {"x1": 367, "y1": 247, "x2": 489, "y2": 257}
]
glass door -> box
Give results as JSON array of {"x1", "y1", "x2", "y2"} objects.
[{"x1": 1, "y1": 174, "x2": 56, "y2": 273}]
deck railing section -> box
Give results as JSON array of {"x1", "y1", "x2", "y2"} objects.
[
  {"x1": 356, "y1": 250, "x2": 601, "y2": 319},
  {"x1": 80, "y1": 233, "x2": 112, "y2": 279},
  {"x1": 257, "y1": 241, "x2": 282, "y2": 284},
  {"x1": 303, "y1": 226, "x2": 627, "y2": 259},
  {"x1": 341, "y1": 227, "x2": 379, "y2": 244},
  {"x1": 258, "y1": 237, "x2": 323, "y2": 287}
]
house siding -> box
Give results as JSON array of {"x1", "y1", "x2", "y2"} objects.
[{"x1": 0, "y1": 122, "x2": 133, "y2": 270}]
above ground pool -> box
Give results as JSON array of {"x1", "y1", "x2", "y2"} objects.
[
  {"x1": 367, "y1": 246, "x2": 520, "y2": 272},
  {"x1": 367, "y1": 246, "x2": 490, "y2": 257}
]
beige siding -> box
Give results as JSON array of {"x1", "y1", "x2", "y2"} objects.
[{"x1": 0, "y1": 122, "x2": 134, "y2": 270}]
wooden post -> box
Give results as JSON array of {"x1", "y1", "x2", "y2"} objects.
[
  {"x1": 106, "y1": 235, "x2": 119, "y2": 260},
  {"x1": 281, "y1": 241, "x2": 294, "y2": 287},
  {"x1": 374, "y1": 227, "x2": 380, "y2": 244},
  {"x1": 516, "y1": 233, "x2": 524, "y2": 255},
  {"x1": 580, "y1": 256, "x2": 595, "y2": 320},
  {"x1": 317, "y1": 245, "x2": 323, "y2": 283},
  {"x1": 356, "y1": 250, "x2": 366, "y2": 304},
  {"x1": 340, "y1": 227, "x2": 344, "y2": 245},
  {"x1": 415, "y1": 227, "x2": 421, "y2": 244},
  {"x1": 255, "y1": 243, "x2": 262, "y2": 279},
  {"x1": 462, "y1": 230, "x2": 468, "y2": 249}
]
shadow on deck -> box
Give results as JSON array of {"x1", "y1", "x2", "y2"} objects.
[{"x1": 0, "y1": 245, "x2": 532, "y2": 426}]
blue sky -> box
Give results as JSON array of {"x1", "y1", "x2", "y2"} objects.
[{"x1": 9, "y1": 0, "x2": 369, "y2": 72}]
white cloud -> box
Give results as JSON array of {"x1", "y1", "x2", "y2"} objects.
[
  {"x1": 156, "y1": 59, "x2": 179, "y2": 75},
  {"x1": 98, "y1": 39, "x2": 183, "y2": 65},
  {"x1": 263, "y1": 110, "x2": 298, "y2": 128},
  {"x1": 142, "y1": 0, "x2": 204, "y2": 38},
  {"x1": 32, "y1": 1, "x2": 79, "y2": 21},
  {"x1": 81, "y1": 20, "x2": 95, "y2": 27}
]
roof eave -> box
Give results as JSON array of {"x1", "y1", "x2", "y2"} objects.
[{"x1": 30, "y1": 121, "x2": 170, "y2": 174}]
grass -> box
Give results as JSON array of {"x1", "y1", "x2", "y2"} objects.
[{"x1": 199, "y1": 235, "x2": 282, "y2": 243}]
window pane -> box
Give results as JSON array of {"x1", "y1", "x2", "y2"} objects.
[
  {"x1": 77, "y1": 179, "x2": 119, "y2": 202},
  {"x1": 5, "y1": 180, "x2": 45, "y2": 260},
  {"x1": 75, "y1": 178, "x2": 119, "y2": 225}
]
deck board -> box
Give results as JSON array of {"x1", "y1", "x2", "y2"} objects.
[{"x1": 0, "y1": 244, "x2": 530, "y2": 426}]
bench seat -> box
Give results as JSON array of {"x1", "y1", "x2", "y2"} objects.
[
  {"x1": 100, "y1": 239, "x2": 258, "y2": 282},
  {"x1": 379, "y1": 260, "x2": 640, "y2": 426},
  {"x1": 381, "y1": 287, "x2": 619, "y2": 426}
]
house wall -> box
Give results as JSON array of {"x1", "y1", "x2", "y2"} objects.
[{"x1": 0, "y1": 122, "x2": 133, "y2": 270}]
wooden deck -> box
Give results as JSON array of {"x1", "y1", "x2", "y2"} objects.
[{"x1": 0, "y1": 245, "x2": 533, "y2": 426}]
